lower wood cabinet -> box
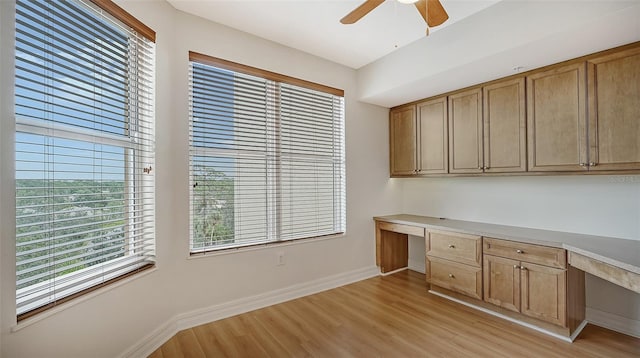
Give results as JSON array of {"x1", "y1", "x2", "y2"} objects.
[
  {"x1": 374, "y1": 219, "x2": 587, "y2": 339},
  {"x1": 426, "y1": 230, "x2": 483, "y2": 300},
  {"x1": 428, "y1": 256, "x2": 482, "y2": 300},
  {"x1": 484, "y1": 254, "x2": 567, "y2": 326}
]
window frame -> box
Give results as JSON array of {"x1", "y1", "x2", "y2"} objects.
[
  {"x1": 13, "y1": 0, "x2": 156, "y2": 321},
  {"x1": 188, "y1": 52, "x2": 345, "y2": 254}
]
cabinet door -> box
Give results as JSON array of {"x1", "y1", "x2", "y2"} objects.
[
  {"x1": 483, "y1": 78, "x2": 527, "y2": 173},
  {"x1": 483, "y1": 255, "x2": 520, "y2": 313},
  {"x1": 448, "y1": 88, "x2": 483, "y2": 173},
  {"x1": 417, "y1": 97, "x2": 448, "y2": 174},
  {"x1": 527, "y1": 63, "x2": 587, "y2": 171},
  {"x1": 520, "y1": 262, "x2": 567, "y2": 327},
  {"x1": 390, "y1": 106, "x2": 417, "y2": 175},
  {"x1": 587, "y1": 47, "x2": 640, "y2": 171}
]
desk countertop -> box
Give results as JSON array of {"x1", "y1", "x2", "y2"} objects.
[{"x1": 373, "y1": 214, "x2": 640, "y2": 275}]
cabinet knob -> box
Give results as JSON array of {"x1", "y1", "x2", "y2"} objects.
[
  {"x1": 478, "y1": 166, "x2": 482, "y2": 170},
  {"x1": 483, "y1": 166, "x2": 489, "y2": 170},
  {"x1": 579, "y1": 163, "x2": 587, "y2": 167},
  {"x1": 589, "y1": 162, "x2": 597, "y2": 167},
  {"x1": 448, "y1": 244, "x2": 455, "y2": 249},
  {"x1": 516, "y1": 249, "x2": 524, "y2": 254},
  {"x1": 448, "y1": 274, "x2": 455, "y2": 278},
  {"x1": 520, "y1": 266, "x2": 527, "y2": 271},
  {"x1": 513, "y1": 265, "x2": 520, "y2": 269}
]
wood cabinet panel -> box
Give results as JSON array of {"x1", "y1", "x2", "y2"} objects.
[
  {"x1": 379, "y1": 230, "x2": 408, "y2": 273},
  {"x1": 378, "y1": 222, "x2": 424, "y2": 237},
  {"x1": 483, "y1": 237, "x2": 566, "y2": 269},
  {"x1": 484, "y1": 254, "x2": 568, "y2": 327},
  {"x1": 527, "y1": 63, "x2": 587, "y2": 171},
  {"x1": 483, "y1": 77, "x2": 527, "y2": 172},
  {"x1": 427, "y1": 230, "x2": 481, "y2": 267},
  {"x1": 484, "y1": 255, "x2": 520, "y2": 313},
  {"x1": 448, "y1": 88, "x2": 483, "y2": 173},
  {"x1": 587, "y1": 47, "x2": 640, "y2": 171},
  {"x1": 427, "y1": 256, "x2": 482, "y2": 300},
  {"x1": 390, "y1": 106, "x2": 417, "y2": 175},
  {"x1": 417, "y1": 97, "x2": 448, "y2": 174},
  {"x1": 521, "y1": 262, "x2": 567, "y2": 327}
]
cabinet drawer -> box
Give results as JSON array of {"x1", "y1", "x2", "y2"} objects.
[
  {"x1": 377, "y1": 222, "x2": 425, "y2": 237},
  {"x1": 484, "y1": 237, "x2": 566, "y2": 269},
  {"x1": 427, "y1": 256, "x2": 482, "y2": 300},
  {"x1": 427, "y1": 230, "x2": 482, "y2": 267}
]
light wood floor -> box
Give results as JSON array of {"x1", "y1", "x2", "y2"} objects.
[{"x1": 150, "y1": 270, "x2": 640, "y2": 357}]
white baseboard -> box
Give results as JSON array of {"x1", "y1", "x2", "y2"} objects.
[
  {"x1": 429, "y1": 290, "x2": 583, "y2": 342},
  {"x1": 120, "y1": 266, "x2": 380, "y2": 358},
  {"x1": 120, "y1": 319, "x2": 177, "y2": 358},
  {"x1": 408, "y1": 259, "x2": 425, "y2": 274},
  {"x1": 587, "y1": 307, "x2": 640, "y2": 338}
]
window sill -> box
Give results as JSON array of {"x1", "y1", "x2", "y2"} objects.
[
  {"x1": 11, "y1": 266, "x2": 158, "y2": 333},
  {"x1": 187, "y1": 232, "x2": 346, "y2": 260}
]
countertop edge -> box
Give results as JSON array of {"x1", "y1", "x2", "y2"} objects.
[{"x1": 373, "y1": 215, "x2": 640, "y2": 275}]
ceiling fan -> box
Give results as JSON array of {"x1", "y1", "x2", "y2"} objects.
[{"x1": 341, "y1": 0, "x2": 449, "y2": 33}]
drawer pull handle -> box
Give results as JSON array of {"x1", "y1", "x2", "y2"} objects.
[
  {"x1": 516, "y1": 249, "x2": 524, "y2": 254},
  {"x1": 448, "y1": 274, "x2": 455, "y2": 278},
  {"x1": 448, "y1": 244, "x2": 455, "y2": 249}
]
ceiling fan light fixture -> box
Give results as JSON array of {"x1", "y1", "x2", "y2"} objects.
[{"x1": 397, "y1": 0, "x2": 419, "y2": 4}]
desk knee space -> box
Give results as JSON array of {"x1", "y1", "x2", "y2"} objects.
[{"x1": 376, "y1": 221, "x2": 425, "y2": 273}]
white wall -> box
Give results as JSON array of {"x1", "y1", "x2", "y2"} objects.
[
  {"x1": 401, "y1": 175, "x2": 640, "y2": 328},
  {"x1": 0, "y1": 1, "x2": 397, "y2": 357}
]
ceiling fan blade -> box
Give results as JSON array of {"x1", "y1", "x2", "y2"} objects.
[
  {"x1": 340, "y1": 0, "x2": 385, "y2": 24},
  {"x1": 414, "y1": 0, "x2": 449, "y2": 27}
]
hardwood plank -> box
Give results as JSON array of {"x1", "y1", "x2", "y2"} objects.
[
  {"x1": 174, "y1": 330, "x2": 205, "y2": 358},
  {"x1": 158, "y1": 336, "x2": 181, "y2": 358},
  {"x1": 151, "y1": 271, "x2": 639, "y2": 357},
  {"x1": 147, "y1": 348, "x2": 164, "y2": 358}
]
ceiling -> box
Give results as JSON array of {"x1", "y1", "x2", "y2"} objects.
[
  {"x1": 166, "y1": 0, "x2": 640, "y2": 108},
  {"x1": 167, "y1": 0, "x2": 500, "y2": 69}
]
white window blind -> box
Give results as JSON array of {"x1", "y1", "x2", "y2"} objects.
[
  {"x1": 15, "y1": 0, "x2": 155, "y2": 319},
  {"x1": 189, "y1": 54, "x2": 345, "y2": 253}
]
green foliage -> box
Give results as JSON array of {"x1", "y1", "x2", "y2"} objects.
[
  {"x1": 16, "y1": 179, "x2": 126, "y2": 289},
  {"x1": 191, "y1": 166, "x2": 235, "y2": 249}
]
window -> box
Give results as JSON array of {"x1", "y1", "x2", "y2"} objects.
[
  {"x1": 189, "y1": 52, "x2": 345, "y2": 253},
  {"x1": 15, "y1": 0, "x2": 155, "y2": 319}
]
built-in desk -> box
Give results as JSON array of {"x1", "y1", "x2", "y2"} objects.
[
  {"x1": 375, "y1": 214, "x2": 640, "y2": 341},
  {"x1": 374, "y1": 214, "x2": 640, "y2": 294}
]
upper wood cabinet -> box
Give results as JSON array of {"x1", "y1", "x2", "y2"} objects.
[
  {"x1": 448, "y1": 88, "x2": 483, "y2": 174},
  {"x1": 587, "y1": 47, "x2": 640, "y2": 171},
  {"x1": 389, "y1": 105, "x2": 417, "y2": 175},
  {"x1": 527, "y1": 63, "x2": 587, "y2": 172},
  {"x1": 389, "y1": 42, "x2": 640, "y2": 177},
  {"x1": 389, "y1": 98, "x2": 448, "y2": 176},
  {"x1": 417, "y1": 97, "x2": 448, "y2": 174},
  {"x1": 483, "y1": 78, "x2": 527, "y2": 172}
]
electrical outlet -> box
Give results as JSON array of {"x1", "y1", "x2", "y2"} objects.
[{"x1": 276, "y1": 251, "x2": 285, "y2": 266}]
